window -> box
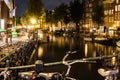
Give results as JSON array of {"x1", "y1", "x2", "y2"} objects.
[
  {"x1": 89, "y1": 3, "x2": 92, "y2": 7},
  {"x1": 118, "y1": 5, "x2": 120, "y2": 11},
  {"x1": 86, "y1": 13, "x2": 89, "y2": 17},
  {"x1": 115, "y1": 13, "x2": 118, "y2": 20},
  {"x1": 90, "y1": 9, "x2": 92, "y2": 12},
  {"x1": 115, "y1": 5, "x2": 118, "y2": 11},
  {"x1": 104, "y1": 10, "x2": 108, "y2": 15},
  {"x1": 104, "y1": 17, "x2": 108, "y2": 22},
  {"x1": 118, "y1": 12, "x2": 120, "y2": 20},
  {"x1": 109, "y1": 17, "x2": 114, "y2": 22},
  {"x1": 111, "y1": 17, "x2": 114, "y2": 22},
  {"x1": 111, "y1": 10, "x2": 114, "y2": 14},
  {"x1": 116, "y1": 0, "x2": 119, "y2": 4},
  {"x1": 109, "y1": 10, "x2": 112, "y2": 15}
]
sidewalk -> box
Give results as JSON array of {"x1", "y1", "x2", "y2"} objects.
[{"x1": 0, "y1": 34, "x2": 29, "y2": 48}]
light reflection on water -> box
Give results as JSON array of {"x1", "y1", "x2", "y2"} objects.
[
  {"x1": 85, "y1": 43, "x2": 88, "y2": 57},
  {"x1": 112, "y1": 57, "x2": 116, "y2": 66},
  {"x1": 38, "y1": 47, "x2": 43, "y2": 58},
  {"x1": 37, "y1": 35, "x2": 119, "y2": 80}
]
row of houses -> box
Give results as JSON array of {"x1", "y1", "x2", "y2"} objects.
[{"x1": 84, "y1": 0, "x2": 119, "y2": 30}]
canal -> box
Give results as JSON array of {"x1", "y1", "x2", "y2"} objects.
[{"x1": 32, "y1": 34, "x2": 120, "y2": 80}]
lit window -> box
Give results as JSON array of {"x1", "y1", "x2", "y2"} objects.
[
  {"x1": 111, "y1": 17, "x2": 114, "y2": 22},
  {"x1": 116, "y1": 0, "x2": 119, "y2": 4},
  {"x1": 115, "y1": 5, "x2": 118, "y2": 11},
  {"x1": 115, "y1": 13, "x2": 118, "y2": 20},
  {"x1": 115, "y1": 21, "x2": 119, "y2": 26},
  {"x1": 109, "y1": 17, "x2": 114, "y2": 22},
  {"x1": 109, "y1": 10, "x2": 112, "y2": 15},
  {"x1": 118, "y1": 12, "x2": 120, "y2": 20},
  {"x1": 90, "y1": 9, "x2": 92, "y2": 12},
  {"x1": 105, "y1": 17, "x2": 108, "y2": 22},
  {"x1": 89, "y1": 14, "x2": 92, "y2": 18},
  {"x1": 89, "y1": 3, "x2": 92, "y2": 7},
  {"x1": 118, "y1": 5, "x2": 120, "y2": 11},
  {"x1": 86, "y1": 13, "x2": 89, "y2": 17},
  {"x1": 111, "y1": 10, "x2": 114, "y2": 14},
  {"x1": 104, "y1": 10, "x2": 108, "y2": 15}
]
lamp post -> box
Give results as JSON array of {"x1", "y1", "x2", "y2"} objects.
[
  {"x1": 30, "y1": 18, "x2": 36, "y2": 31},
  {"x1": 31, "y1": 18, "x2": 36, "y2": 26},
  {"x1": 30, "y1": 18, "x2": 36, "y2": 40}
]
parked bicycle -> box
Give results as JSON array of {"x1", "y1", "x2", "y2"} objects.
[{"x1": 3, "y1": 50, "x2": 118, "y2": 80}]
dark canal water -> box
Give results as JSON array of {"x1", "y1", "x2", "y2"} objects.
[{"x1": 32, "y1": 35, "x2": 120, "y2": 80}]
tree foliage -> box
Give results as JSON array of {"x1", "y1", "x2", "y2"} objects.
[
  {"x1": 45, "y1": 10, "x2": 56, "y2": 24},
  {"x1": 54, "y1": 3, "x2": 69, "y2": 22},
  {"x1": 45, "y1": 3, "x2": 70, "y2": 28},
  {"x1": 63, "y1": 12, "x2": 71, "y2": 25},
  {"x1": 92, "y1": 1, "x2": 105, "y2": 26},
  {"x1": 20, "y1": 14, "x2": 30, "y2": 25},
  {"x1": 53, "y1": 3, "x2": 71, "y2": 28},
  {"x1": 20, "y1": 0, "x2": 45, "y2": 27},
  {"x1": 69, "y1": 0, "x2": 84, "y2": 33},
  {"x1": 27, "y1": 0, "x2": 44, "y2": 17}
]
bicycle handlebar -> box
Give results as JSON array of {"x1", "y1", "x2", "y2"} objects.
[
  {"x1": 62, "y1": 50, "x2": 96, "y2": 79},
  {"x1": 67, "y1": 51, "x2": 77, "y2": 54}
]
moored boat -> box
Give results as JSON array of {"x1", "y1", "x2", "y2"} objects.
[
  {"x1": 116, "y1": 41, "x2": 120, "y2": 47},
  {"x1": 84, "y1": 37, "x2": 107, "y2": 42}
]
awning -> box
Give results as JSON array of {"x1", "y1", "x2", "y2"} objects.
[{"x1": 0, "y1": 28, "x2": 6, "y2": 32}]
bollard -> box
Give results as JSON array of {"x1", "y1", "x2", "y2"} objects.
[{"x1": 35, "y1": 60, "x2": 44, "y2": 74}]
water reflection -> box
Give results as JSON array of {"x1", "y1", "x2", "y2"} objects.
[
  {"x1": 38, "y1": 46, "x2": 43, "y2": 58},
  {"x1": 36, "y1": 35, "x2": 120, "y2": 80},
  {"x1": 85, "y1": 43, "x2": 88, "y2": 57},
  {"x1": 112, "y1": 57, "x2": 116, "y2": 65},
  {"x1": 38, "y1": 35, "x2": 120, "y2": 60},
  {"x1": 117, "y1": 46, "x2": 120, "y2": 51}
]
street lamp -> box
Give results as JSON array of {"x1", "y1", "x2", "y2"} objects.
[
  {"x1": 30, "y1": 18, "x2": 37, "y2": 40},
  {"x1": 30, "y1": 18, "x2": 36, "y2": 25},
  {"x1": 30, "y1": 18, "x2": 36, "y2": 31}
]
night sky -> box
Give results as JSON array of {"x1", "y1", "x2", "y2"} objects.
[
  {"x1": 15, "y1": 0, "x2": 72, "y2": 17},
  {"x1": 42, "y1": 0, "x2": 72, "y2": 10}
]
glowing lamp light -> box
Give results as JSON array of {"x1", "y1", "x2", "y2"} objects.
[{"x1": 30, "y1": 18, "x2": 36, "y2": 24}]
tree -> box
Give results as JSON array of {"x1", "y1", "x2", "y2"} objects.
[
  {"x1": 69, "y1": 0, "x2": 84, "y2": 33},
  {"x1": 63, "y1": 8, "x2": 71, "y2": 28},
  {"x1": 26, "y1": 0, "x2": 45, "y2": 28},
  {"x1": 45, "y1": 10, "x2": 57, "y2": 28},
  {"x1": 20, "y1": 14, "x2": 30, "y2": 26},
  {"x1": 63, "y1": 12, "x2": 71, "y2": 27},
  {"x1": 92, "y1": 1, "x2": 105, "y2": 27},
  {"x1": 27, "y1": 0, "x2": 44, "y2": 17},
  {"x1": 54, "y1": 3, "x2": 69, "y2": 29}
]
